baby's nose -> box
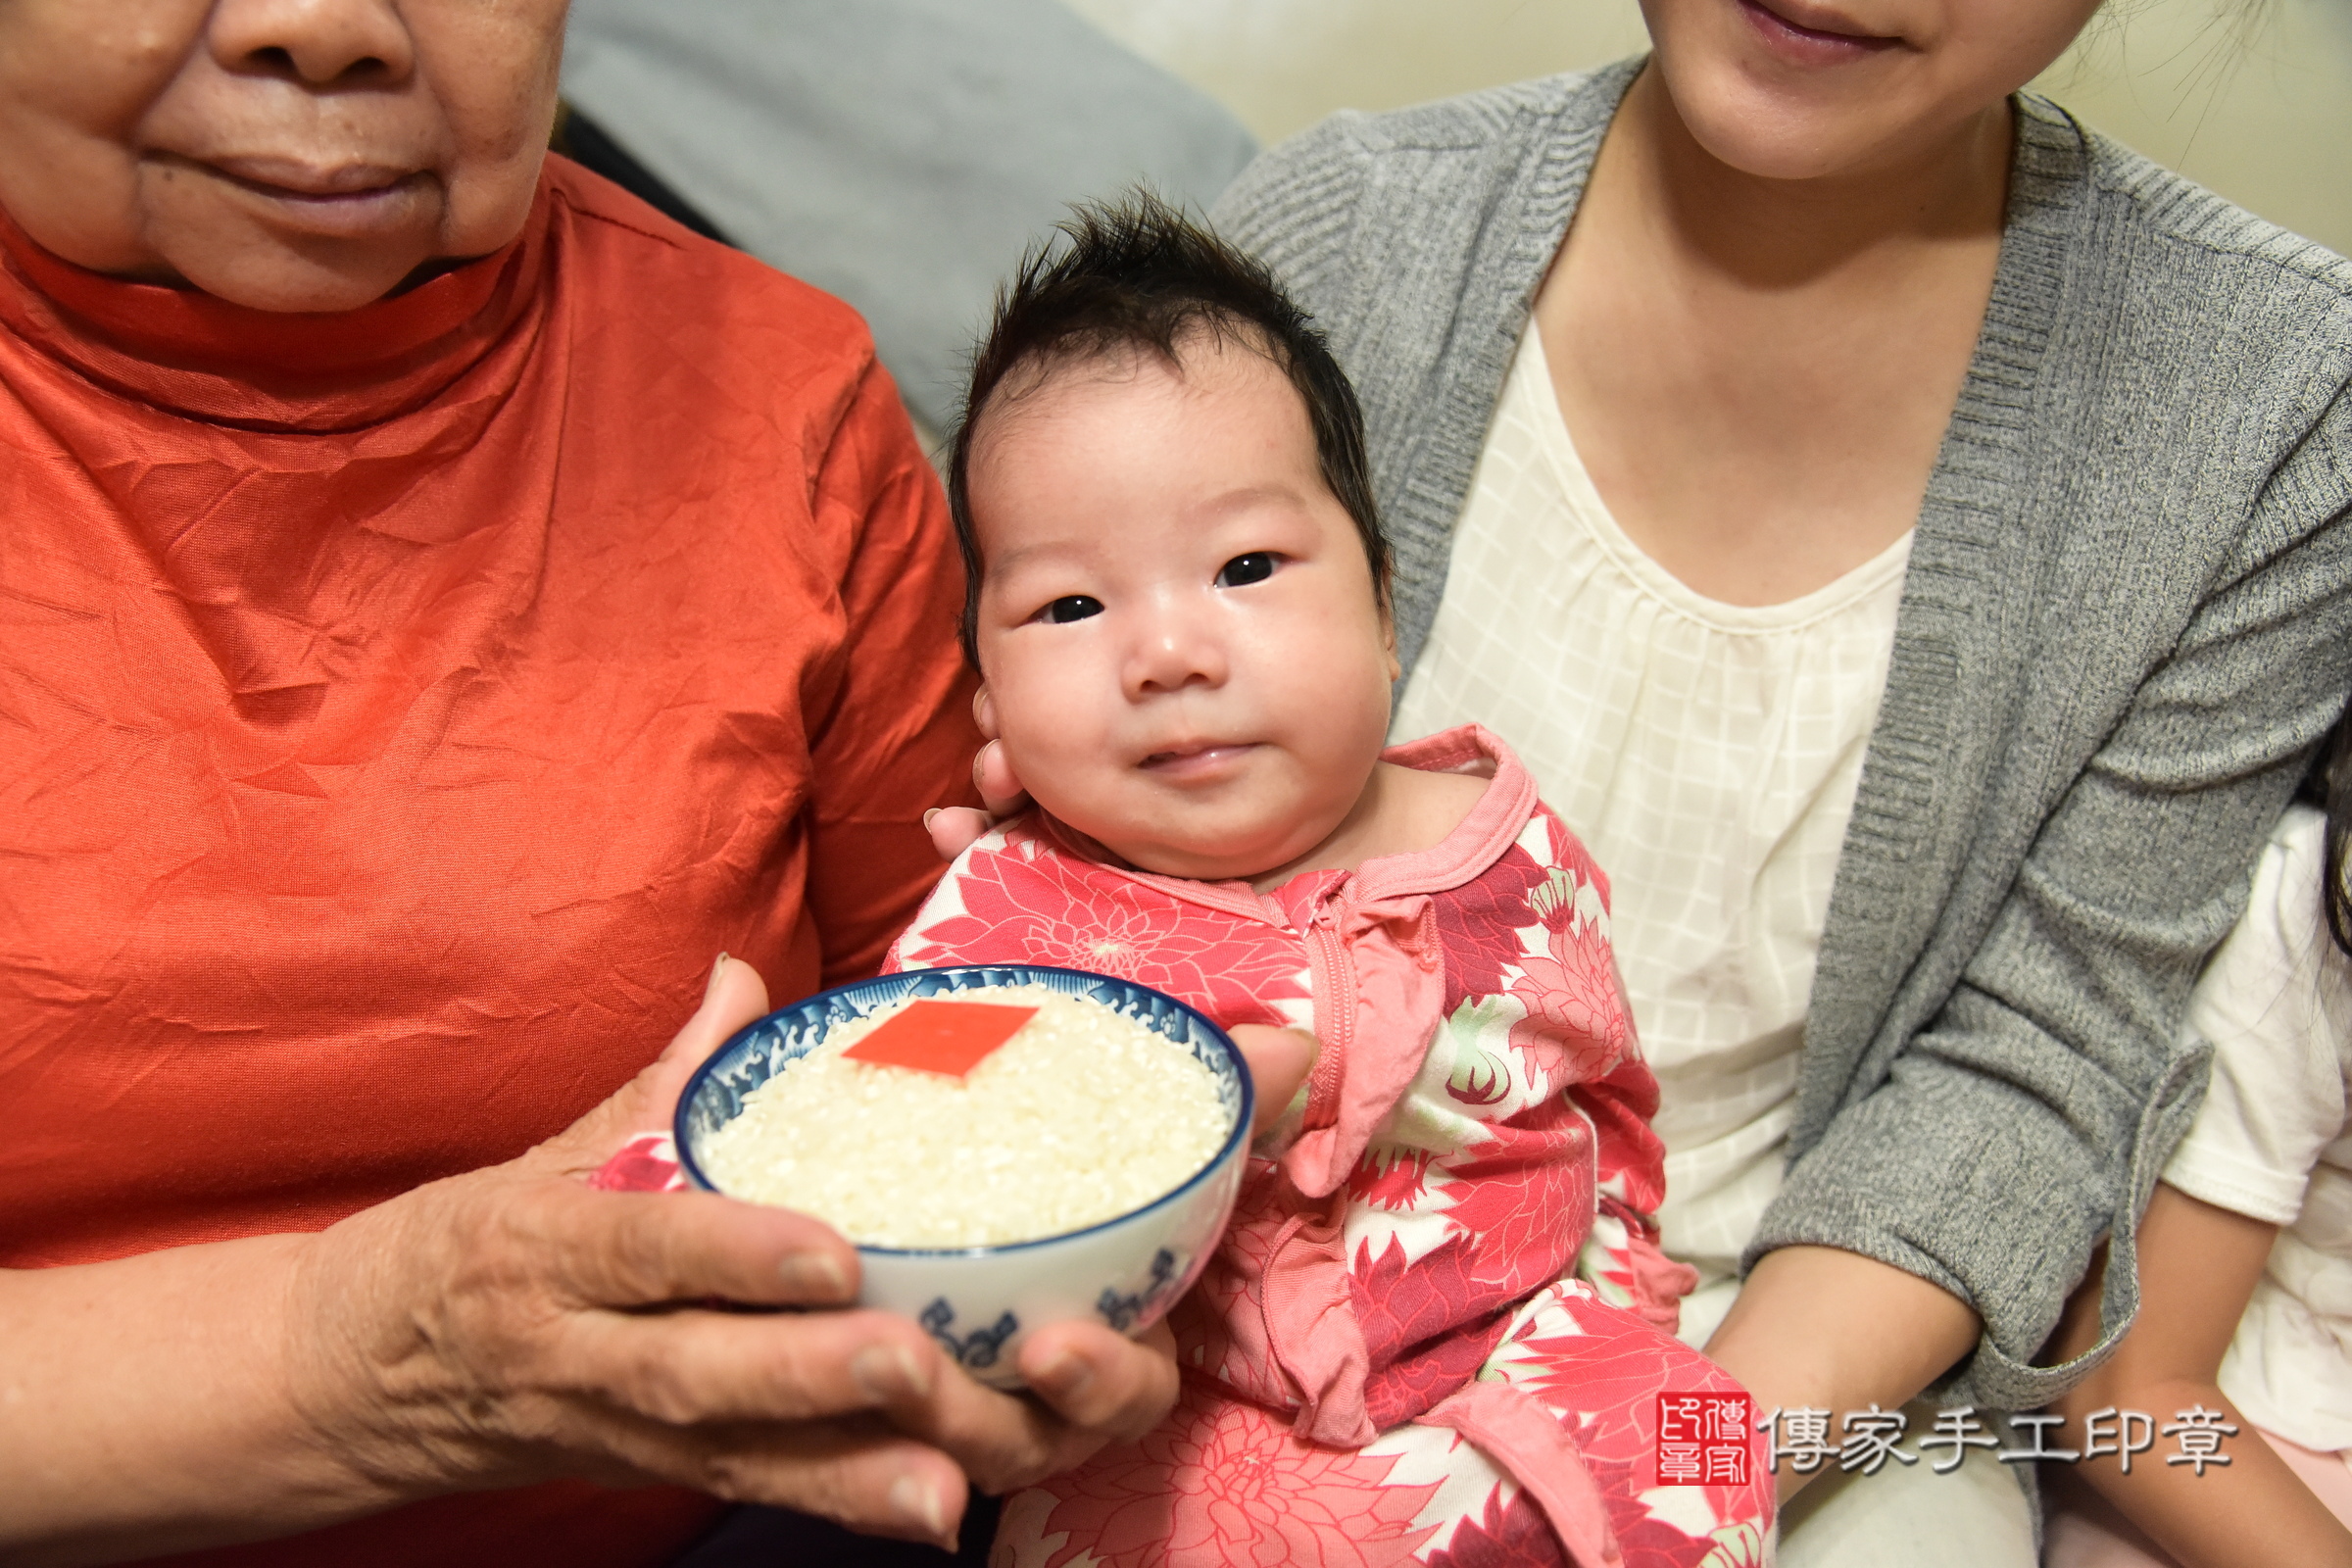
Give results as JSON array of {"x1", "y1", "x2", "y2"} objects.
[{"x1": 1125, "y1": 606, "x2": 1228, "y2": 698}]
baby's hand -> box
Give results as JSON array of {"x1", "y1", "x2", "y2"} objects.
[{"x1": 926, "y1": 693, "x2": 1029, "y2": 860}]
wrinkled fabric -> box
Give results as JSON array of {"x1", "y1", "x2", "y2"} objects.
[{"x1": 0, "y1": 158, "x2": 977, "y2": 1566}]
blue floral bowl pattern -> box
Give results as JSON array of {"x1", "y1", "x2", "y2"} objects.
[{"x1": 674, "y1": 963, "x2": 1253, "y2": 1390}]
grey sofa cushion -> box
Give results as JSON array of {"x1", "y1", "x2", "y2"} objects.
[{"x1": 563, "y1": 0, "x2": 1256, "y2": 430}]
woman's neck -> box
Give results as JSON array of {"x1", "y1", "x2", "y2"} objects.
[
  {"x1": 1621, "y1": 65, "x2": 2014, "y2": 288},
  {"x1": 1533, "y1": 66, "x2": 2011, "y2": 608}
]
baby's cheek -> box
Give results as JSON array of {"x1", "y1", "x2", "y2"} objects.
[{"x1": 997, "y1": 726, "x2": 1112, "y2": 826}]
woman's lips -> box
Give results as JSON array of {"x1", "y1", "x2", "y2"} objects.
[
  {"x1": 1734, "y1": 0, "x2": 1902, "y2": 62},
  {"x1": 205, "y1": 155, "x2": 415, "y2": 195},
  {"x1": 166, "y1": 153, "x2": 433, "y2": 238}
]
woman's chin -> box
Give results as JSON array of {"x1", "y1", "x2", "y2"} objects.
[
  {"x1": 145, "y1": 211, "x2": 440, "y2": 313},
  {"x1": 1674, "y1": 88, "x2": 1884, "y2": 181},
  {"x1": 166, "y1": 250, "x2": 419, "y2": 313}
]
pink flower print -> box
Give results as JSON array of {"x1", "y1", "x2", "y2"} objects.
[
  {"x1": 1507, "y1": 920, "x2": 1629, "y2": 1082},
  {"x1": 1429, "y1": 844, "x2": 1550, "y2": 1012},
  {"x1": 1506, "y1": 1290, "x2": 1762, "y2": 1493},
  {"x1": 1033, "y1": 1393, "x2": 1441, "y2": 1568},
  {"x1": 905, "y1": 838, "x2": 1308, "y2": 1028},
  {"x1": 1446, "y1": 1036, "x2": 1516, "y2": 1107},
  {"x1": 1348, "y1": 1232, "x2": 1519, "y2": 1427},
  {"x1": 1436, "y1": 1099, "x2": 1596, "y2": 1298},
  {"x1": 1538, "y1": 806, "x2": 1613, "y2": 916},
  {"x1": 1695, "y1": 1523, "x2": 1771, "y2": 1568},
  {"x1": 1421, "y1": 1484, "x2": 1569, "y2": 1568},
  {"x1": 1347, "y1": 1146, "x2": 1437, "y2": 1210},
  {"x1": 587, "y1": 1134, "x2": 684, "y2": 1193}
]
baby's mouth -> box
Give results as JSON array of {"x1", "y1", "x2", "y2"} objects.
[{"x1": 1140, "y1": 742, "x2": 1257, "y2": 777}]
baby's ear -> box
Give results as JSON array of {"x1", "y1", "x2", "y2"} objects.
[{"x1": 1379, "y1": 601, "x2": 1401, "y2": 685}]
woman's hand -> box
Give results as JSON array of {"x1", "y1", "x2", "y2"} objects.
[
  {"x1": 287, "y1": 967, "x2": 1316, "y2": 1544},
  {"x1": 284, "y1": 956, "x2": 1224, "y2": 1548},
  {"x1": 276, "y1": 958, "x2": 969, "y2": 1544},
  {"x1": 926, "y1": 691, "x2": 1031, "y2": 859},
  {"x1": 2, "y1": 958, "x2": 1254, "y2": 1565}
]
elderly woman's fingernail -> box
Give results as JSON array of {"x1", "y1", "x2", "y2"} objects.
[
  {"x1": 704, "y1": 953, "x2": 730, "y2": 1003},
  {"x1": 890, "y1": 1473, "x2": 949, "y2": 1539},
  {"x1": 1028, "y1": 1346, "x2": 1091, "y2": 1402},
  {"x1": 853, "y1": 1343, "x2": 932, "y2": 1402},
  {"x1": 777, "y1": 1250, "x2": 848, "y2": 1299},
  {"x1": 922, "y1": 808, "x2": 941, "y2": 831}
]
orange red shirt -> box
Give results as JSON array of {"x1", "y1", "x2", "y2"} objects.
[{"x1": 0, "y1": 158, "x2": 976, "y2": 1564}]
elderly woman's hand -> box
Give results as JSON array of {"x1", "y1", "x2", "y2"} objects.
[
  {"x1": 277, "y1": 957, "x2": 1189, "y2": 1550},
  {"x1": 927, "y1": 691, "x2": 1031, "y2": 859},
  {"x1": 1, "y1": 961, "x2": 1303, "y2": 1565}
]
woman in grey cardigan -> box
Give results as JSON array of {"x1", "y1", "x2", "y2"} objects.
[{"x1": 1204, "y1": 1, "x2": 2352, "y2": 1562}]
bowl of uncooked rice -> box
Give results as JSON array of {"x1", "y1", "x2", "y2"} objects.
[{"x1": 674, "y1": 963, "x2": 1253, "y2": 1388}]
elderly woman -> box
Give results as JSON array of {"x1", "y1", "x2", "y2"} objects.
[
  {"x1": 938, "y1": 2, "x2": 2352, "y2": 1564},
  {"x1": 0, "y1": 3, "x2": 1214, "y2": 1564}
]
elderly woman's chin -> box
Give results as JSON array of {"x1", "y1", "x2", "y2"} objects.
[
  {"x1": 131, "y1": 193, "x2": 456, "y2": 314},
  {"x1": 72, "y1": 163, "x2": 538, "y2": 314}
]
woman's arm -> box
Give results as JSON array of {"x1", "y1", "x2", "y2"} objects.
[
  {"x1": 2049, "y1": 1184, "x2": 2352, "y2": 1568},
  {"x1": 0, "y1": 959, "x2": 1184, "y2": 1566},
  {"x1": 1704, "y1": 1246, "x2": 1981, "y2": 1503},
  {"x1": 1747, "y1": 409, "x2": 2352, "y2": 1417}
]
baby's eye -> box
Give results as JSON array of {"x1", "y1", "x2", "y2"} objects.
[
  {"x1": 1042, "y1": 595, "x2": 1103, "y2": 624},
  {"x1": 1215, "y1": 552, "x2": 1276, "y2": 588}
]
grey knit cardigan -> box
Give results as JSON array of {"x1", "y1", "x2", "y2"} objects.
[{"x1": 1212, "y1": 60, "x2": 2352, "y2": 1409}]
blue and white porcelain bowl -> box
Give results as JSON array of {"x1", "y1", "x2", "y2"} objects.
[{"x1": 674, "y1": 962, "x2": 1253, "y2": 1390}]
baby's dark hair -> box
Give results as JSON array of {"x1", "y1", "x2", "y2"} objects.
[
  {"x1": 946, "y1": 191, "x2": 1389, "y2": 665},
  {"x1": 2321, "y1": 701, "x2": 2352, "y2": 957}
]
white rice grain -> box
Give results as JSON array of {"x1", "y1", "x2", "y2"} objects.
[{"x1": 700, "y1": 985, "x2": 1230, "y2": 1248}]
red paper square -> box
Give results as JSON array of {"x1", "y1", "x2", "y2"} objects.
[{"x1": 840, "y1": 1000, "x2": 1038, "y2": 1079}]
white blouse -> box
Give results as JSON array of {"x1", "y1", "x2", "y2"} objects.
[
  {"x1": 1393, "y1": 323, "x2": 1912, "y2": 1346},
  {"x1": 2163, "y1": 805, "x2": 2352, "y2": 1454}
]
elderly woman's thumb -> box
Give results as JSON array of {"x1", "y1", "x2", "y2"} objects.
[{"x1": 532, "y1": 955, "x2": 772, "y2": 1173}]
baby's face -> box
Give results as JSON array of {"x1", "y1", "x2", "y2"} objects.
[
  {"x1": 967, "y1": 336, "x2": 1398, "y2": 883},
  {"x1": 0, "y1": 0, "x2": 568, "y2": 313}
]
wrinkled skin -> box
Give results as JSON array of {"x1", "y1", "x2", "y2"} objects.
[{"x1": 0, "y1": 0, "x2": 567, "y2": 311}]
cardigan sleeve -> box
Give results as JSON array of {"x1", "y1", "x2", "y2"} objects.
[{"x1": 1750, "y1": 374, "x2": 2352, "y2": 1412}]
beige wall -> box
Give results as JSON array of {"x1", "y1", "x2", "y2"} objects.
[{"x1": 1064, "y1": 0, "x2": 2352, "y2": 254}]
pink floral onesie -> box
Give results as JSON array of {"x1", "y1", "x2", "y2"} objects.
[{"x1": 888, "y1": 727, "x2": 1774, "y2": 1568}]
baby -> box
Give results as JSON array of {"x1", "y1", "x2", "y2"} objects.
[{"x1": 894, "y1": 197, "x2": 1775, "y2": 1568}]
